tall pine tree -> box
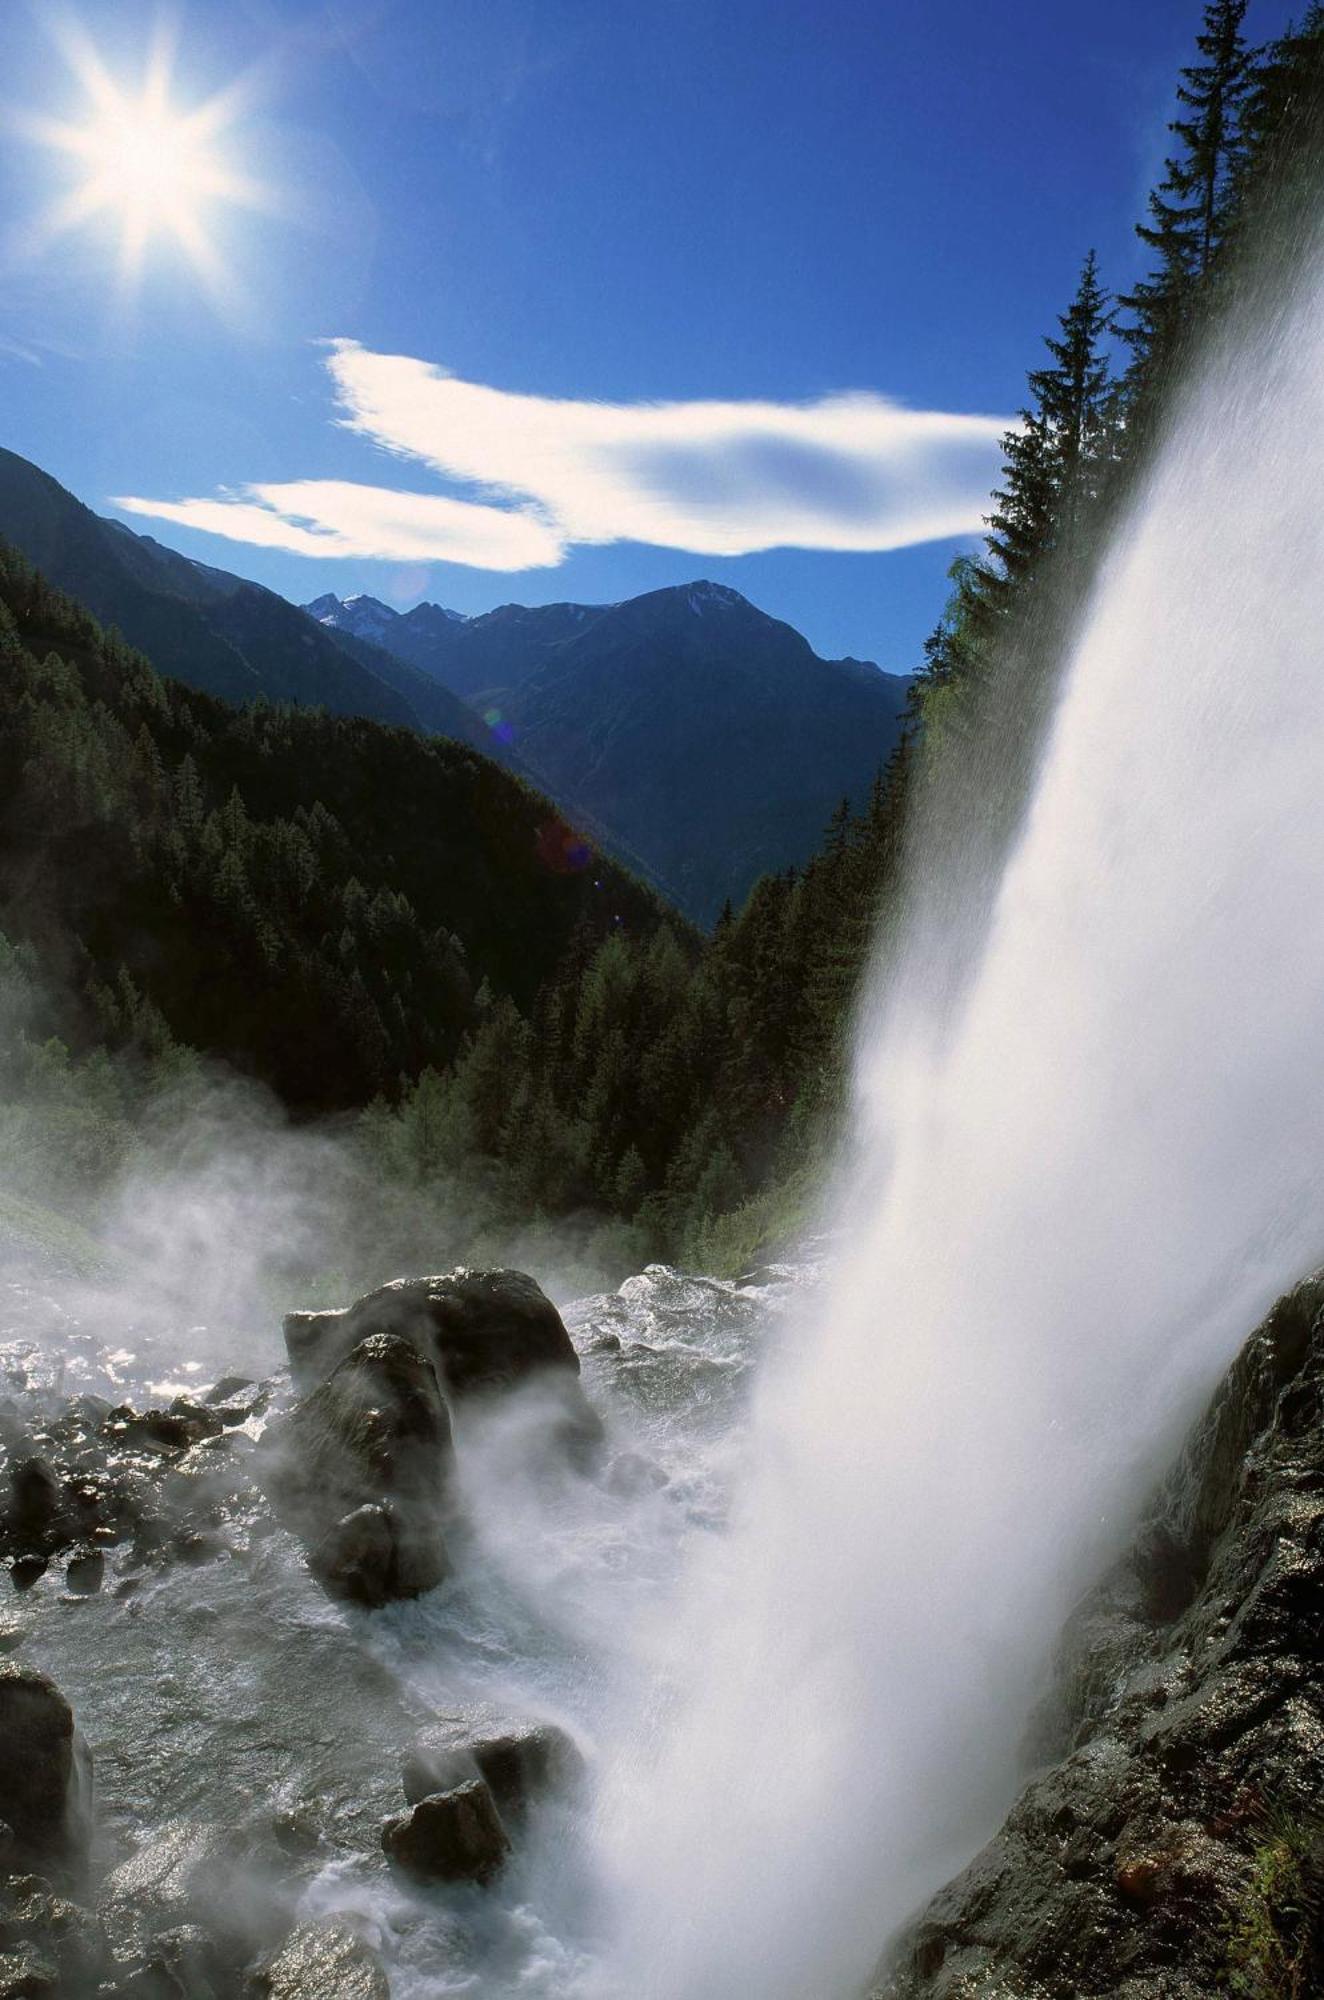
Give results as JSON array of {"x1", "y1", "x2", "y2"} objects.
[{"x1": 1120, "y1": 1, "x2": 1257, "y2": 389}]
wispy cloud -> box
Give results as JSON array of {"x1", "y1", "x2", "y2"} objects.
[
  {"x1": 117, "y1": 340, "x2": 1010, "y2": 571},
  {"x1": 118, "y1": 477, "x2": 562, "y2": 570}
]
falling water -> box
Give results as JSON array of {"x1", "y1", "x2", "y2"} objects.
[{"x1": 585, "y1": 230, "x2": 1324, "y2": 1998}]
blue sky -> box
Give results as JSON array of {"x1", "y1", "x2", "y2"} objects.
[{"x1": 0, "y1": 0, "x2": 1295, "y2": 669}]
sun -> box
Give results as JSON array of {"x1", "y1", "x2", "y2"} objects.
[{"x1": 24, "y1": 26, "x2": 265, "y2": 299}]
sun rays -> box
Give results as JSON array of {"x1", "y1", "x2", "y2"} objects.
[{"x1": 18, "y1": 20, "x2": 268, "y2": 306}]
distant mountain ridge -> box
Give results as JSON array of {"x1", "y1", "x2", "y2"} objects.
[
  {"x1": 307, "y1": 589, "x2": 609, "y2": 703},
  {"x1": 0, "y1": 449, "x2": 503, "y2": 761},
  {"x1": 308, "y1": 579, "x2": 913, "y2": 923},
  {"x1": 0, "y1": 445, "x2": 911, "y2": 929}
]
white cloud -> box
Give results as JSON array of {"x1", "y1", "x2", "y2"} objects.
[
  {"x1": 117, "y1": 341, "x2": 1011, "y2": 570},
  {"x1": 116, "y1": 477, "x2": 562, "y2": 570}
]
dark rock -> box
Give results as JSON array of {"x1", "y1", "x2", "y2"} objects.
[
  {"x1": 308, "y1": 1501, "x2": 446, "y2": 1608},
  {"x1": 0, "y1": 1943, "x2": 59, "y2": 1996},
  {"x1": 381, "y1": 1779, "x2": 511, "y2": 1885},
  {"x1": 64, "y1": 1546, "x2": 104, "y2": 1595},
  {"x1": 284, "y1": 1268, "x2": 580, "y2": 1401},
  {"x1": 473, "y1": 1723, "x2": 586, "y2": 1822},
  {"x1": 119, "y1": 1923, "x2": 225, "y2": 1999},
  {"x1": 263, "y1": 1333, "x2": 451, "y2": 1606},
  {"x1": 260, "y1": 1920, "x2": 389, "y2": 2000},
  {"x1": 0, "y1": 1663, "x2": 91, "y2": 1879},
  {"x1": 403, "y1": 1721, "x2": 584, "y2": 1822},
  {"x1": 203, "y1": 1376, "x2": 254, "y2": 1407},
  {"x1": 122, "y1": 1405, "x2": 225, "y2": 1454},
  {"x1": 0, "y1": 1877, "x2": 106, "y2": 1989},
  {"x1": 873, "y1": 1270, "x2": 1324, "y2": 1999},
  {"x1": 7, "y1": 1460, "x2": 60, "y2": 1540},
  {"x1": 7, "y1": 1559, "x2": 46, "y2": 1593}
]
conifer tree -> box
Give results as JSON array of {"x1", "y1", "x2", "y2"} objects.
[
  {"x1": 1027, "y1": 250, "x2": 1116, "y2": 537},
  {"x1": 1120, "y1": 1, "x2": 1257, "y2": 384}
]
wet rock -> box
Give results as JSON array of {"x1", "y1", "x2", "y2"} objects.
[
  {"x1": 473, "y1": 1723, "x2": 586, "y2": 1821},
  {"x1": 7, "y1": 1460, "x2": 60, "y2": 1542},
  {"x1": 873, "y1": 1270, "x2": 1324, "y2": 1999},
  {"x1": 115, "y1": 1923, "x2": 224, "y2": 1999},
  {"x1": 307, "y1": 1500, "x2": 446, "y2": 1608},
  {"x1": 98, "y1": 1822, "x2": 289, "y2": 1973},
  {"x1": 7, "y1": 1558, "x2": 46, "y2": 1593},
  {"x1": 381, "y1": 1778, "x2": 511, "y2": 1885},
  {"x1": 0, "y1": 1664, "x2": 91, "y2": 1880},
  {"x1": 0, "y1": 1875, "x2": 107, "y2": 1993},
  {"x1": 64, "y1": 1545, "x2": 104, "y2": 1595},
  {"x1": 203, "y1": 1376, "x2": 254, "y2": 1407},
  {"x1": 0, "y1": 1942, "x2": 59, "y2": 1996},
  {"x1": 259, "y1": 1921, "x2": 390, "y2": 2000},
  {"x1": 284, "y1": 1268, "x2": 581, "y2": 1401},
  {"x1": 119, "y1": 1405, "x2": 225, "y2": 1454},
  {"x1": 263, "y1": 1333, "x2": 451, "y2": 1606},
  {"x1": 403, "y1": 1720, "x2": 585, "y2": 1822}
]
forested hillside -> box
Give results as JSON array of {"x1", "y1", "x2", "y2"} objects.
[
  {"x1": 0, "y1": 541, "x2": 888, "y2": 1264},
  {"x1": 0, "y1": 447, "x2": 504, "y2": 755},
  {"x1": 3, "y1": 0, "x2": 1320, "y2": 1281},
  {"x1": 0, "y1": 546, "x2": 669, "y2": 1110},
  {"x1": 310, "y1": 579, "x2": 912, "y2": 923}
]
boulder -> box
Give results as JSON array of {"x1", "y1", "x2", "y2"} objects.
[
  {"x1": 381, "y1": 1779, "x2": 511, "y2": 1885},
  {"x1": 7, "y1": 1459, "x2": 60, "y2": 1544},
  {"x1": 0, "y1": 1876, "x2": 107, "y2": 1994},
  {"x1": 284, "y1": 1268, "x2": 580, "y2": 1401},
  {"x1": 261, "y1": 1921, "x2": 390, "y2": 2000},
  {"x1": 119, "y1": 1923, "x2": 226, "y2": 1999},
  {"x1": 98, "y1": 1821, "x2": 290, "y2": 1973},
  {"x1": 0, "y1": 1663, "x2": 92, "y2": 1879},
  {"x1": 263, "y1": 1333, "x2": 452, "y2": 1606},
  {"x1": 307, "y1": 1500, "x2": 447, "y2": 1609},
  {"x1": 0, "y1": 1943, "x2": 59, "y2": 1996},
  {"x1": 403, "y1": 1720, "x2": 585, "y2": 1822},
  {"x1": 64, "y1": 1546, "x2": 104, "y2": 1596}
]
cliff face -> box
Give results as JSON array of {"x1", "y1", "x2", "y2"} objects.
[{"x1": 876, "y1": 1273, "x2": 1324, "y2": 2000}]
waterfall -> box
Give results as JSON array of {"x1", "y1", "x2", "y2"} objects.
[{"x1": 585, "y1": 234, "x2": 1324, "y2": 1998}]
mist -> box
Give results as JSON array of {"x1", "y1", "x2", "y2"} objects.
[{"x1": 579, "y1": 223, "x2": 1324, "y2": 1999}]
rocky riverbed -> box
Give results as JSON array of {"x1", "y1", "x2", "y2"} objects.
[
  {"x1": 5, "y1": 1252, "x2": 1322, "y2": 1998},
  {"x1": 0, "y1": 1258, "x2": 798, "y2": 1997}
]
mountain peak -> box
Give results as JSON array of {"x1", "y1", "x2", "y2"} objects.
[{"x1": 682, "y1": 579, "x2": 748, "y2": 612}]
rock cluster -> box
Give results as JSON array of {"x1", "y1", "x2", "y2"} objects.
[
  {"x1": 267, "y1": 1268, "x2": 600, "y2": 1605},
  {"x1": 0, "y1": 1266, "x2": 602, "y2": 1995},
  {"x1": 382, "y1": 1716, "x2": 584, "y2": 1886},
  {"x1": 0, "y1": 1379, "x2": 270, "y2": 1594},
  {"x1": 875, "y1": 1272, "x2": 1324, "y2": 1999}
]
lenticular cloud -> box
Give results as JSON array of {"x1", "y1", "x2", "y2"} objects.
[{"x1": 117, "y1": 339, "x2": 1010, "y2": 571}]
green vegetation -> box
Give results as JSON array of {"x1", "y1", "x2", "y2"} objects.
[{"x1": 1224, "y1": 1811, "x2": 1324, "y2": 1998}]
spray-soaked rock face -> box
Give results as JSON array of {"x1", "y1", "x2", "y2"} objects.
[
  {"x1": 875, "y1": 1273, "x2": 1324, "y2": 2000},
  {"x1": 263, "y1": 1920, "x2": 391, "y2": 2000},
  {"x1": 283, "y1": 1267, "x2": 582, "y2": 1401},
  {"x1": 0, "y1": 1367, "x2": 273, "y2": 1591},
  {"x1": 382, "y1": 1777, "x2": 512, "y2": 1885},
  {"x1": 0, "y1": 1659, "x2": 91, "y2": 1882},
  {"x1": 262, "y1": 1331, "x2": 454, "y2": 1607}
]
